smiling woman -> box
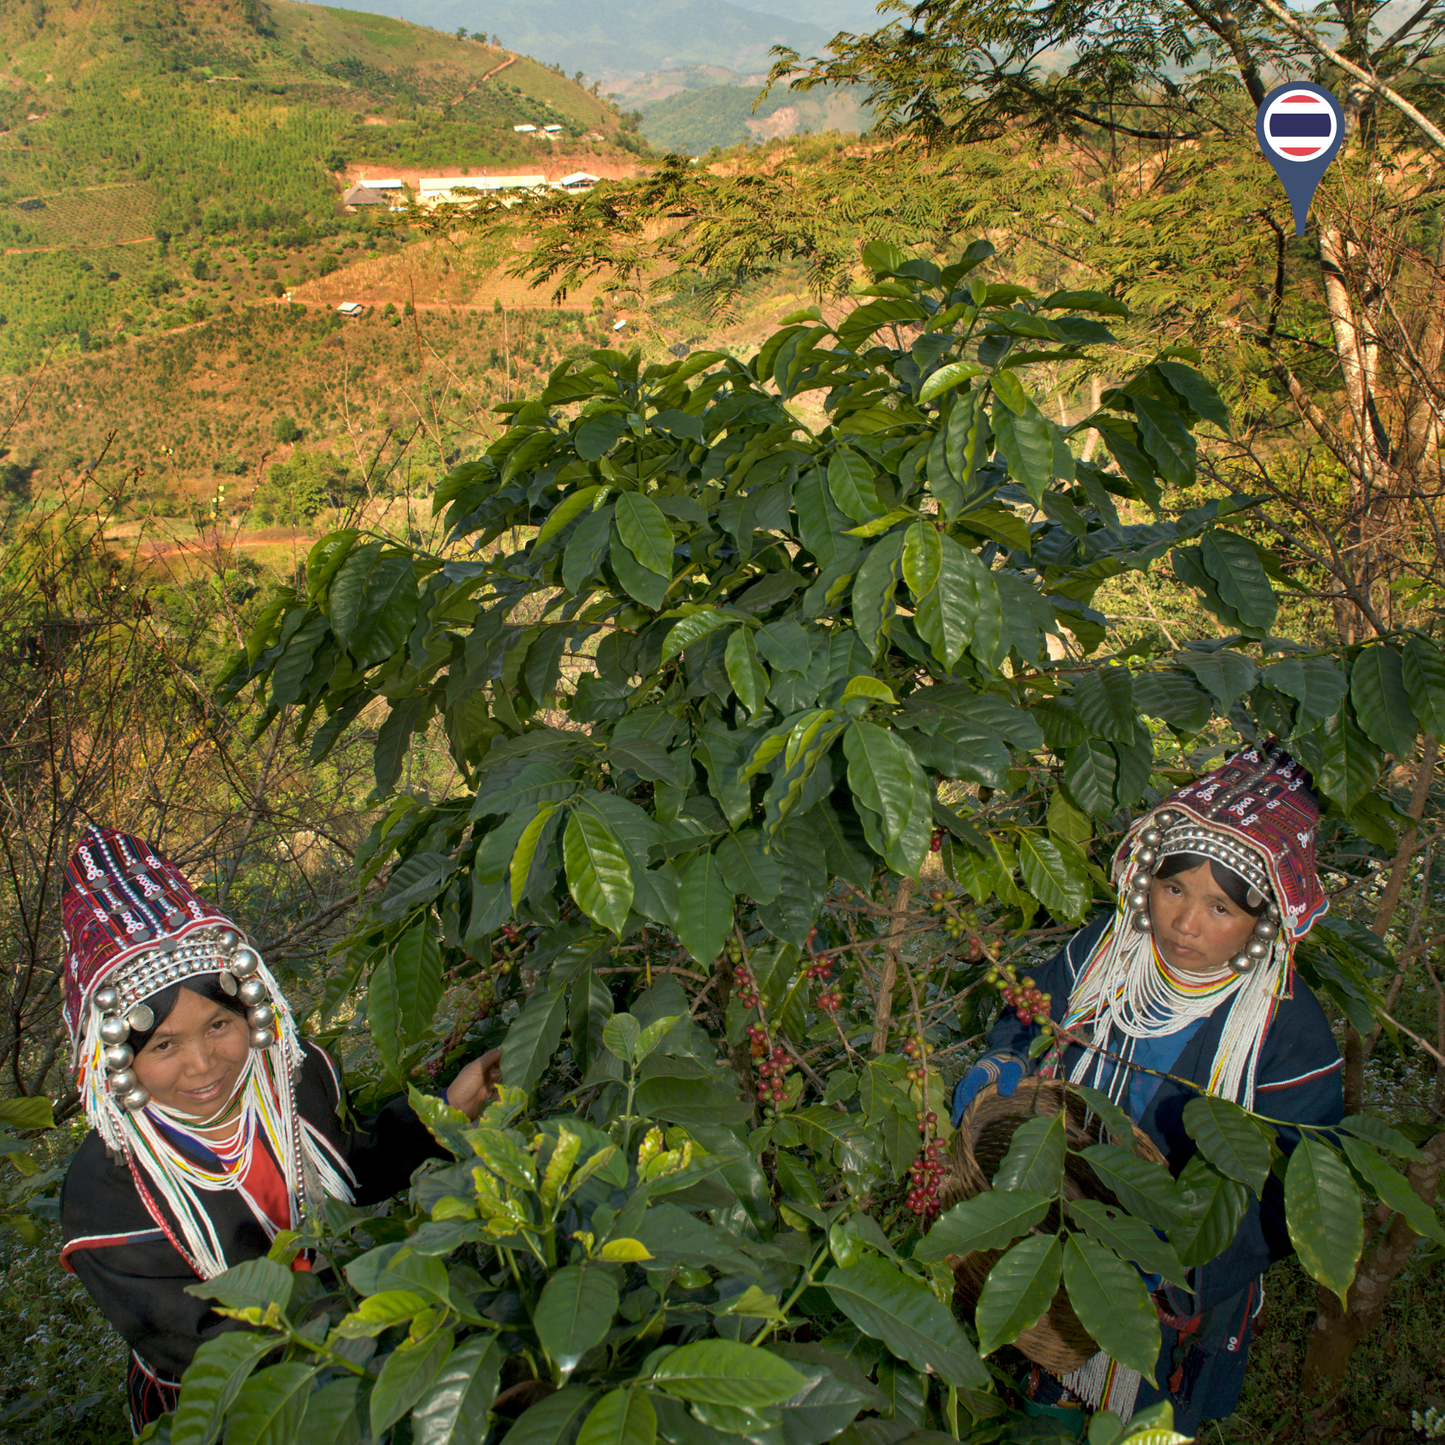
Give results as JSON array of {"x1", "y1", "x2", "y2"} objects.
[
  {"x1": 55, "y1": 828, "x2": 502, "y2": 1435},
  {"x1": 125, "y1": 982, "x2": 252, "y2": 1115},
  {"x1": 949, "y1": 742, "x2": 1344, "y2": 1435}
]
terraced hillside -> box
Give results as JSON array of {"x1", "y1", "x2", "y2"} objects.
[{"x1": 0, "y1": 0, "x2": 634, "y2": 372}]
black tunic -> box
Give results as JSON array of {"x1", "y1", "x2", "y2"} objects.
[
  {"x1": 60, "y1": 1042, "x2": 443, "y2": 1429},
  {"x1": 988, "y1": 914, "x2": 1345, "y2": 1431}
]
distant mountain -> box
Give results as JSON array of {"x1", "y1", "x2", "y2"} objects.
[
  {"x1": 308, "y1": 0, "x2": 855, "y2": 80},
  {"x1": 728, "y1": 0, "x2": 889, "y2": 30}
]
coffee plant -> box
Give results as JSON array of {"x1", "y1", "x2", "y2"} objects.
[{"x1": 192, "y1": 240, "x2": 1445, "y2": 1443}]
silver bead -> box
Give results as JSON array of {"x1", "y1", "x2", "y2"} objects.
[
  {"x1": 109, "y1": 1068, "x2": 138, "y2": 1093},
  {"x1": 238, "y1": 977, "x2": 267, "y2": 1006},
  {"x1": 1253, "y1": 918, "x2": 1279, "y2": 941},
  {"x1": 1133, "y1": 911, "x2": 1154, "y2": 933},
  {"x1": 247, "y1": 1004, "x2": 275, "y2": 1029},
  {"x1": 1227, "y1": 952, "x2": 1254, "y2": 975},
  {"x1": 1156, "y1": 810, "x2": 1178, "y2": 827},
  {"x1": 249, "y1": 1026, "x2": 276, "y2": 1049},
  {"x1": 219, "y1": 971, "x2": 239, "y2": 996},
  {"x1": 1246, "y1": 938, "x2": 1271, "y2": 960},
  {"x1": 99, "y1": 1015, "x2": 130, "y2": 1045},
  {"x1": 93, "y1": 986, "x2": 121, "y2": 1013},
  {"x1": 127, "y1": 1003, "x2": 155, "y2": 1032},
  {"x1": 1140, "y1": 827, "x2": 1163, "y2": 848},
  {"x1": 217, "y1": 930, "x2": 236, "y2": 951},
  {"x1": 1126, "y1": 889, "x2": 1149, "y2": 911},
  {"x1": 104, "y1": 1044, "x2": 134, "y2": 1070},
  {"x1": 122, "y1": 1087, "x2": 151, "y2": 1112},
  {"x1": 231, "y1": 947, "x2": 260, "y2": 979},
  {"x1": 1135, "y1": 847, "x2": 1157, "y2": 868}
]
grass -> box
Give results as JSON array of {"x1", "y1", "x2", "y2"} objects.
[
  {"x1": 1218, "y1": 1251, "x2": 1445, "y2": 1445},
  {"x1": 0, "y1": 1129, "x2": 129, "y2": 1445}
]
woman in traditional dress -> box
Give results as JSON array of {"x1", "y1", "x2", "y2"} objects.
[
  {"x1": 950, "y1": 743, "x2": 1344, "y2": 1435},
  {"x1": 57, "y1": 828, "x2": 498, "y2": 1433}
]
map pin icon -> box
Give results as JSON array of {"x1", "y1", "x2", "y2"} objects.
[{"x1": 1257, "y1": 82, "x2": 1346, "y2": 236}]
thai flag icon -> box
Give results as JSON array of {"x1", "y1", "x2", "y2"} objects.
[{"x1": 1262, "y1": 90, "x2": 1337, "y2": 162}]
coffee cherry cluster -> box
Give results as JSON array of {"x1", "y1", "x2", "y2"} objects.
[
  {"x1": 926, "y1": 887, "x2": 984, "y2": 958},
  {"x1": 805, "y1": 953, "x2": 841, "y2": 1013},
  {"x1": 902, "y1": 1034, "x2": 928, "y2": 1084},
  {"x1": 987, "y1": 963, "x2": 1052, "y2": 1026},
  {"x1": 930, "y1": 828, "x2": 945, "y2": 854},
  {"x1": 733, "y1": 963, "x2": 761, "y2": 1009},
  {"x1": 927, "y1": 885, "x2": 960, "y2": 912},
  {"x1": 906, "y1": 1136, "x2": 946, "y2": 1219},
  {"x1": 902, "y1": 1035, "x2": 945, "y2": 1217},
  {"x1": 750, "y1": 1032, "x2": 792, "y2": 1105}
]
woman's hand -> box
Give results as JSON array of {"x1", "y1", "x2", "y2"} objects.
[
  {"x1": 950, "y1": 1051, "x2": 1025, "y2": 1126},
  {"x1": 445, "y1": 1048, "x2": 503, "y2": 1121}
]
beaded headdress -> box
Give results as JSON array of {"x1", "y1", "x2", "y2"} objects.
[
  {"x1": 62, "y1": 827, "x2": 301, "y2": 1141},
  {"x1": 1114, "y1": 738, "x2": 1327, "y2": 949}
]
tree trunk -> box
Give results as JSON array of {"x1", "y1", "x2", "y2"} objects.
[
  {"x1": 870, "y1": 877, "x2": 915, "y2": 1055},
  {"x1": 1342, "y1": 735, "x2": 1440, "y2": 1110},
  {"x1": 1300, "y1": 1130, "x2": 1445, "y2": 1397}
]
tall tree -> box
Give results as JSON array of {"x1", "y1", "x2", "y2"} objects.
[{"x1": 769, "y1": 0, "x2": 1445, "y2": 647}]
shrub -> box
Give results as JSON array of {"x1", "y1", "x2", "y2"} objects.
[{"x1": 212, "y1": 240, "x2": 1441, "y2": 1443}]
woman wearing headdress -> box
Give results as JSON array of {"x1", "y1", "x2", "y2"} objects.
[
  {"x1": 56, "y1": 828, "x2": 500, "y2": 1434},
  {"x1": 950, "y1": 742, "x2": 1343, "y2": 1435}
]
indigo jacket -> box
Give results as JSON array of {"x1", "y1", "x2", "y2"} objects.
[{"x1": 988, "y1": 913, "x2": 1344, "y2": 1429}]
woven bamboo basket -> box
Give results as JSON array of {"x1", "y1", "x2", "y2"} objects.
[{"x1": 933, "y1": 1078, "x2": 1169, "y2": 1374}]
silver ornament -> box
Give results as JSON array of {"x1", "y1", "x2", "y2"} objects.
[
  {"x1": 1126, "y1": 889, "x2": 1149, "y2": 911},
  {"x1": 1135, "y1": 846, "x2": 1157, "y2": 868},
  {"x1": 103, "y1": 1044, "x2": 134, "y2": 1070},
  {"x1": 1253, "y1": 918, "x2": 1279, "y2": 941},
  {"x1": 1227, "y1": 952, "x2": 1254, "y2": 975},
  {"x1": 219, "y1": 971, "x2": 239, "y2": 997},
  {"x1": 231, "y1": 947, "x2": 260, "y2": 979},
  {"x1": 1140, "y1": 827, "x2": 1163, "y2": 848},
  {"x1": 247, "y1": 1004, "x2": 275, "y2": 1029},
  {"x1": 238, "y1": 977, "x2": 267, "y2": 1006},
  {"x1": 1156, "y1": 810, "x2": 1178, "y2": 827},
  {"x1": 1246, "y1": 938, "x2": 1271, "y2": 960},
  {"x1": 1133, "y1": 911, "x2": 1154, "y2": 933},
  {"x1": 122, "y1": 1087, "x2": 151, "y2": 1112},
  {"x1": 249, "y1": 1026, "x2": 277, "y2": 1049},
  {"x1": 127, "y1": 1003, "x2": 155, "y2": 1032},
  {"x1": 109, "y1": 1068, "x2": 138, "y2": 1093},
  {"x1": 99, "y1": 1015, "x2": 130, "y2": 1045},
  {"x1": 217, "y1": 930, "x2": 236, "y2": 951},
  {"x1": 1265, "y1": 901, "x2": 1280, "y2": 920},
  {"x1": 93, "y1": 986, "x2": 121, "y2": 1013}
]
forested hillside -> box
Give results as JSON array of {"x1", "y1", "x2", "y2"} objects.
[
  {"x1": 309, "y1": 0, "x2": 846, "y2": 80},
  {"x1": 0, "y1": 0, "x2": 630, "y2": 372},
  {"x1": 638, "y1": 79, "x2": 870, "y2": 152}
]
